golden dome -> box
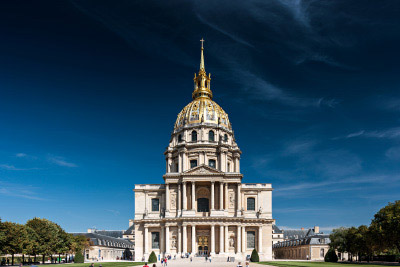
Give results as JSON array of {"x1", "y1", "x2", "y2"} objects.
[
  {"x1": 174, "y1": 39, "x2": 231, "y2": 131},
  {"x1": 174, "y1": 98, "x2": 231, "y2": 131}
]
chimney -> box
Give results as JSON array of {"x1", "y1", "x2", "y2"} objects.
[
  {"x1": 301, "y1": 227, "x2": 304, "y2": 230},
  {"x1": 314, "y1": 226, "x2": 320, "y2": 234}
]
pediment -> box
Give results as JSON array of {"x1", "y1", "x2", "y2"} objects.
[{"x1": 184, "y1": 164, "x2": 223, "y2": 175}]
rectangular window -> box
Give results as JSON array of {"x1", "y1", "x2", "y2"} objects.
[
  {"x1": 151, "y1": 198, "x2": 159, "y2": 212},
  {"x1": 151, "y1": 232, "x2": 160, "y2": 249},
  {"x1": 208, "y1": 159, "x2": 216, "y2": 168},
  {"x1": 227, "y1": 163, "x2": 230, "y2": 172},
  {"x1": 190, "y1": 160, "x2": 197, "y2": 168},
  {"x1": 247, "y1": 231, "x2": 255, "y2": 249},
  {"x1": 247, "y1": 197, "x2": 255, "y2": 210},
  {"x1": 320, "y1": 249, "x2": 324, "y2": 257}
]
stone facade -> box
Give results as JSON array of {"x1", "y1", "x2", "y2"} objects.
[
  {"x1": 132, "y1": 43, "x2": 274, "y2": 261},
  {"x1": 73, "y1": 230, "x2": 134, "y2": 261}
]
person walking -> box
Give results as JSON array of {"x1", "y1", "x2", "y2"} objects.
[
  {"x1": 237, "y1": 262, "x2": 243, "y2": 267},
  {"x1": 142, "y1": 262, "x2": 149, "y2": 267}
]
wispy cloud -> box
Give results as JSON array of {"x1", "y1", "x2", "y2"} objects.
[
  {"x1": 334, "y1": 128, "x2": 400, "y2": 140},
  {"x1": 16, "y1": 153, "x2": 27, "y2": 158},
  {"x1": 275, "y1": 174, "x2": 400, "y2": 197},
  {"x1": 0, "y1": 181, "x2": 45, "y2": 200},
  {"x1": 0, "y1": 164, "x2": 39, "y2": 171},
  {"x1": 48, "y1": 155, "x2": 77, "y2": 168},
  {"x1": 274, "y1": 207, "x2": 327, "y2": 213}
]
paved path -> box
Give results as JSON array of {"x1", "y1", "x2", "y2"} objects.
[{"x1": 137, "y1": 260, "x2": 267, "y2": 267}]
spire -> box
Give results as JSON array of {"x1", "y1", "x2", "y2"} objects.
[
  {"x1": 200, "y1": 38, "x2": 205, "y2": 71},
  {"x1": 192, "y1": 39, "x2": 212, "y2": 100}
]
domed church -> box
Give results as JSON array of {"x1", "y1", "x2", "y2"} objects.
[{"x1": 132, "y1": 40, "x2": 274, "y2": 261}]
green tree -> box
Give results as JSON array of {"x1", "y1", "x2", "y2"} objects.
[
  {"x1": 2, "y1": 221, "x2": 29, "y2": 265},
  {"x1": 329, "y1": 227, "x2": 348, "y2": 254},
  {"x1": 345, "y1": 227, "x2": 359, "y2": 261},
  {"x1": 324, "y1": 248, "x2": 338, "y2": 262},
  {"x1": 148, "y1": 251, "x2": 157, "y2": 263},
  {"x1": 74, "y1": 251, "x2": 84, "y2": 263},
  {"x1": 25, "y1": 225, "x2": 40, "y2": 263},
  {"x1": 250, "y1": 248, "x2": 259, "y2": 262},
  {"x1": 0, "y1": 219, "x2": 6, "y2": 255},
  {"x1": 53, "y1": 224, "x2": 72, "y2": 263},
  {"x1": 26, "y1": 218, "x2": 59, "y2": 264},
  {"x1": 370, "y1": 200, "x2": 400, "y2": 253}
]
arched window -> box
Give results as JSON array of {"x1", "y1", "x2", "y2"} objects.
[
  {"x1": 247, "y1": 197, "x2": 255, "y2": 210},
  {"x1": 178, "y1": 134, "x2": 182, "y2": 142},
  {"x1": 224, "y1": 134, "x2": 228, "y2": 142},
  {"x1": 208, "y1": 130, "x2": 215, "y2": 142},
  {"x1": 192, "y1": 131, "x2": 197, "y2": 142},
  {"x1": 197, "y1": 198, "x2": 209, "y2": 212}
]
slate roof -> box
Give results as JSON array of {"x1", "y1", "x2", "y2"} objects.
[
  {"x1": 272, "y1": 224, "x2": 283, "y2": 234},
  {"x1": 73, "y1": 232, "x2": 134, "y2": 249},
  {"x1": 283, "y1": 229, "x2": 309, "y2": 240},
  {"x1": 124, "y1": 224, "x2": 135, "y2": 235},
  {"x1": 93, "y1": 230, "x2": 124, "y2": 238},
  {"x1": 273, "y1": 234, "x2": 330, "y2": 248}
]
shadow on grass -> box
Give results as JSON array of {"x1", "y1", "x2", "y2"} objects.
[{"x1": 259, "y1": 262, "x2": 400, "y2": 267}]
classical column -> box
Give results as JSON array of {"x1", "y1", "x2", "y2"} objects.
[
  {"x1": 219, "y1": 225, "x2": 224, "y2": 253},
  {"x1": 178, "y1": 225, "x2": 182, "y2": 255},
  {"x1": 237, "y1": 183, "x2": 241, "y2": 214},
  {"x1": 167, "y1": 153, "x2": 172, "y2": 173},
  {"x1": 183, "y1": 225, "x2": 187, "y2": 254},
  {"x1": 182, "y1": 150, "x2": 187, "y2": 171},
  {"x1": 191, "y1": 182, "x2": 196, "y2": 210},
  {"x1": 161, "y1": 226, "x2": 165, "y2": 255},
  {"x1": 237, "y1": 226, "x2": 241, "y2": 253},
  {"x1": 204, "y1": 152, "x2": 208, "y2": 166},
  {"x1": 178, "y1": 153, "x2": 182, "y2": 173},
  {"x1": 258, "y1": 226, "x2": 263, "y2": 253},
  {"x1": 182, "y1": 182, "x2": 187, "y2": 210},
  {"x1": 211, "y1": 224, "x2": 215, "y2": 254},
  {"x1": 211, "y1": 181, "x2": 215, "y2": 210},
  {"x1": 224, "y1": 226, "x2": 229, "y2": 254},
  {"x1": 241, "y1": 226, "x2": 246, "y2": 253},
  {"x1": 166, "y1": 183, "x2": 170, "y2": 212},
  {"x1": 144, "y1": 226, "x2": 149, "y2": 254},
  {"x1": 221, "y1": 151, "x2": 226, "y2": 172},
  {"x1": 178, "y1": 183, "x2": 181, "y2": 216},
  {"x1": 191, "y1": 225, "x2": 196, "y2": 254},
  {"x1": 166, "y1": 226, "x2": 170, "y2": 254},
  {"x1": 224, "y1": 183, "x2": 228, "y2": 210},
  {"x1": 219, "y1": 182, "x2": 224, "y2": 210}
]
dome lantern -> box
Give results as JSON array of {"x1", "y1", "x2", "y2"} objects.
[{"x1": 192, "y1": 38, "x2": 213, "y2": 100}]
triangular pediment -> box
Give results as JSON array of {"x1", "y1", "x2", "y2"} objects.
[{"x1": 184, "y1": 164, "x2": 223, "y2": 175}]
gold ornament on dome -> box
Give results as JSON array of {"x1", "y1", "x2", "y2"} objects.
[{"x1": 174, "y1": 39, "x2": 232, "y2": 132}]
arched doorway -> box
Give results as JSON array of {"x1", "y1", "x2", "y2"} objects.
[{"x1": 198, "y1": 236, "x2": 209, "y2": 256}]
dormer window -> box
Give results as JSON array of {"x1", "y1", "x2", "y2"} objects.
[
  {"x1": 224, "y1": 134, "x2": 228, "y2": 142},
  {"x1": 192, "y1": 131, "x2": 197, "y2": 142},
  {"x1": 209, "y1": 130, "x2": 215, "y2": 142},
  {"x1": 178, "y1": 134, "x2": 182, "y2": 142}
]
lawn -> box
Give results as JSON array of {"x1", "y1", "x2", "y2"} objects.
[
  {"x1": 65, "y1": 262, "x2": 144, "y2": 267},
  {"x1": 259, "y1": 262, "x2": 399, "y2": 267}
]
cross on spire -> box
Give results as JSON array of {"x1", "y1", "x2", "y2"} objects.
[{"x1": 199, "y1": 38, "x2": 205, "y2": 70}]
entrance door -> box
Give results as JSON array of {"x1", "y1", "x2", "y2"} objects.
[{"x1": 197, "y1": 236, "x2": 209, "y2": 256}]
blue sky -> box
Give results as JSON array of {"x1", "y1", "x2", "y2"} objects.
[{"x1": 0, "y1": 0, "x2": 399, "y2": 232}]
